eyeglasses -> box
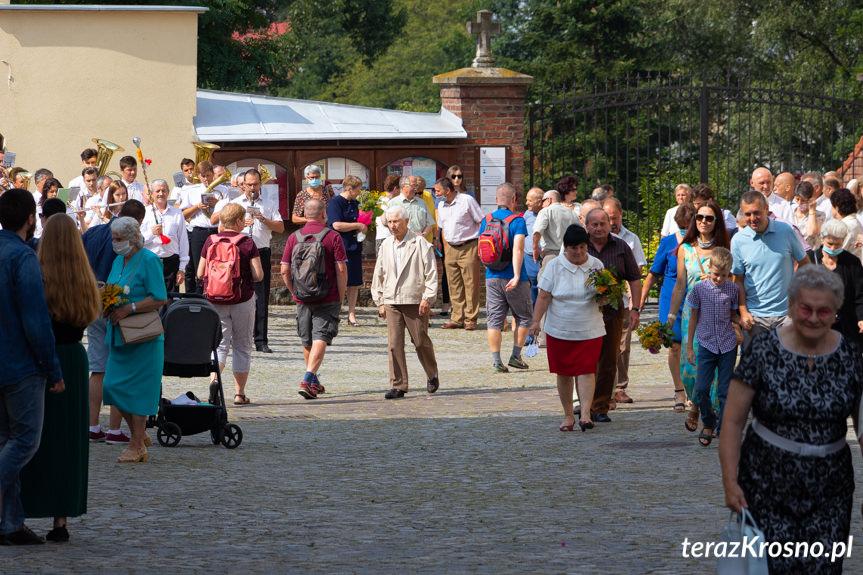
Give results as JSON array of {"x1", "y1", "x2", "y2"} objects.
[
  {"x1": 695, "y1": 214, "x2": 716, "y2": 223},
  {"x1": 795, "y1": 302, "x2": 835, "y2": 320},
  {"x1": 451, "y1": 174, "x2": 463, "y2": 180}
]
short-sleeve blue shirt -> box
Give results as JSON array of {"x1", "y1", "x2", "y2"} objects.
[
  {"x1": 479, "y1": 208, "x2": 528, "y2": 281},
  {"x1": 730, "y1": 219, "x2": 807, "y2": 317}
]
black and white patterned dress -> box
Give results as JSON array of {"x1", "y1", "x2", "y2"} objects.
[{"x1": 734, "y1": 330, "x2": 862, "y2": 574}]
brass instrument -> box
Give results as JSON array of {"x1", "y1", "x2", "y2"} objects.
[
  {"x1": 93, "y1": 138, "x2": 124, "y2": 180},
  {"x1": 203, "y1": 167, "x2": 230, "y2": 217},
  {"x1": 258, "y1": 164, "x2": 274, "y2": 185},
  {"x1": 192, "y1": 141, "x2": 220, "y2": 184},
  {"x1": 8, "y1": 167, "x2": 32, "y2": 191}
]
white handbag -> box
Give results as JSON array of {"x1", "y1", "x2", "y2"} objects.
[{"x1": 716, "y1": 508, "x2": 769, "y2": 575}]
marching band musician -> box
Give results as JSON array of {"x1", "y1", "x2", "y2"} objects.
[
  {"x1": 210, "y1": 169, "x2": 284, "y2": 353},
  {"x1": 67, "y1": 148, "x2": 98, "y2": 190},
  {"x1": 71, "y1": 166, "x2": 100, "y2": 233},
  {"x1": 169, "y1": 158, "x2": 195, "y2": 204},
  {"x1": 117, "y1": 155, "x2": 146, "y2": 205},
  {"x1": 141, "y1": 179, "x2": 189, "y2": 293},
  {"x1": 178, "y1": 160, "x2": 222, "y2": 293}
]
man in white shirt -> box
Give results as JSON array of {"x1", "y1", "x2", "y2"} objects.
[
  {"x1": 434, "y1": 176, "x2": 484, "y2": 330},
  {"x1": 117, "y1": 155, "x2": 146, "y2": 205},
  {"x1": 802, "y1": 171, "x2": 832, "y2": 221},
  {"x1": 533, "y1": 190, "x2": 579, "y2": 278},
  {"x1": 72, "y1": 166, "x2": 101, "y2": 232},
  {"x1": 67, "y1": 148, "x2": 98, "y2": 190},
  {"x1": 603, "y1": 197, "x2": 647, "y2": 407},
  {"x1": 32, "y1": 168, "x2": 54, "y2": 204},
  {"x1": 211, "y1": 169, "x2": 284, "y2": 352},
  {"x1": 141, "y1": 179, "x2": 190, "y2": 293},
  {"x1": 169, "y1": 158, "x2": 195, "y2": 204},
  {"x1": 179, "y1": 160, "x2": 221, "y2": 293},
  {"x1": 751, "y1": 167, "x2": 794, "y2": 224}
]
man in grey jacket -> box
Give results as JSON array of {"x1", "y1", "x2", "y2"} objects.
[{"x1": 372, "y1": 205, "x2": 440, "y2": 399}]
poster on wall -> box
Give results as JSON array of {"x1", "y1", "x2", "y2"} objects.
[
  {"x1": 346, "y1": 159, "x2": 370, "y2": 186},
  {"x1": 412, "y1": 157, "x2": 436, "y2": 189},
  {"x1": 480, "y1": 146, "x2": 506, "y2": 212},
  {"x1": 327, "y1": 158, "x2": 346, "y2": 180}
]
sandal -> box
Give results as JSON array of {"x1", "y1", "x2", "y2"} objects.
[
  {"x1": 684, "y1": 405, "x2": 699, "y2": 432},
  {"x1": 673, "y1": 388, "x2": 686, "y2": 412},
  {"x1": 233, "y1": 394, "x2": 250, "y2": 406},
  {"x1": 698, "y1": 427, "x2": 714, "y2": 446}
]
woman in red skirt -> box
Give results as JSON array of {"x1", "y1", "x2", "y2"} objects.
[{"x1": 530, "y1": 225, "x2": 606, "y2": 431}]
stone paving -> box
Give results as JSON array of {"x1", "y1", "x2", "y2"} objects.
[{"x1": 5, "y1": 306, "x2": 863, "y2": 574}]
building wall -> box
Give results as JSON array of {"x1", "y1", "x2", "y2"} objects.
[{"x1": 0, "y1": 7, "x2": 202, "y2": 186}]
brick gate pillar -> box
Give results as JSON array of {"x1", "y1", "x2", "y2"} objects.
[{"x1": 433, "y1": 67, "x2": 533, "y2": 205}]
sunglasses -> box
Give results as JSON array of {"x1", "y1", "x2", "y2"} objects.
[
  {"x1": 451, "y1": 174, "x2": 463, "y2": 179},
  {"x1": 695, "y1": 214, "x2": 716, "y2": 223}
]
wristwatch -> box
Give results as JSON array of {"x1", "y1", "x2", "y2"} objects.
[
  {"x1": 632, "y1": 307, "x2": 641, "y2": 313},
  {"x1": 131, "y1": 302, "x2": 137, "y2": 313}
]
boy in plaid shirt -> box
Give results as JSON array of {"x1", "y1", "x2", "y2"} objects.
[{"x1": 685, "y1": 247, "x2": 739, "y2": 446}]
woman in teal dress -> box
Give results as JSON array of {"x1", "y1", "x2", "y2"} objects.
[
  {"x1": 20, "y1": 215, "x2": 101, "y2": 542},
  {"x1": 103, "y1": 217, "x2": 167, "y2": 463},
  {"x1": 666, "y1": 200, "x2": 730, "y2": 432}
]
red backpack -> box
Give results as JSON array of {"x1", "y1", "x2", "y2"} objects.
[
  {"x1": 204, "y1": 234, "x2": 246, "y2": 304},
  {"x1": 478, "y1": 213, "x2": 521, "y2": 271}
]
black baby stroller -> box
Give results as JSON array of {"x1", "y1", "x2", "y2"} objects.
[{"x1": 147, "y1": 292, "x2": 243, "y2": 449}]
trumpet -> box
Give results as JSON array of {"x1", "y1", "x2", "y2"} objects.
[
  {"x1": 258, "y1": 164, "x2": 274, "y2": 185},
  {"x1": 203, "y1": 167, "x2": 230, "y2": 217},
  {"x1": 192, "y1": 141, "x2": 220, "y2": 184}
]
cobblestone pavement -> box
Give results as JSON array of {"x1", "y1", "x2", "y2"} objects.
[{"x1": 5, "y1": 306, "x2": 863, "y2": 574}]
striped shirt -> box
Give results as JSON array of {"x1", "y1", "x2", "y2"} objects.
[{"x1": 686, "y1": 279, "x2": 739, "y2": 354}]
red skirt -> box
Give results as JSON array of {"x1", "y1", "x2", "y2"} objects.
[{"x1": 546, "y1": 334, "x2": 603, "y2": 377}]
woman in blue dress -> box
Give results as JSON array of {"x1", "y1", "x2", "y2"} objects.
[
  {"x1": 103, "y1": 217, "x2": 167, "y2": 463},
  {"x1": 639, "y1": 203, "x2": 694, "y2": 412}
]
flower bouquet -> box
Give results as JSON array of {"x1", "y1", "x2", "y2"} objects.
[
  {"x1": 357, "y1": 190, "x2": 384, "y2": 232},
  {"x1": 585, "y1": 267, "x2": 624, "y2": 310},
  {"x1": 100, "y1": 282, "x2": 129, "y2": 314},
  {"x1": 636, "y1": 321, "x2": 675, "y2": 354}
]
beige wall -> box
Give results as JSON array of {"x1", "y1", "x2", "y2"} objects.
[{"x1": 0, "y1": 7, "x2": 202, "y2": 187}]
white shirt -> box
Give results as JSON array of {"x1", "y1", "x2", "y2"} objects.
[
  {"x1": 141, "y1": 205, "x2": 190, "y2": 267},
  {"x1": 617, "y1": 225, "x2": 647, "y2": 267},
  {"x1": 68, "y1": 174, "x2": 84, "y2": 190},
  {"x1": 84, "y1": 194, "x2": 105, "y2": 227},
  {"x1": 376, "y1": 195, "x2": 395, "y2": 241},
  {"x1": 538, "y1": 254, "x2": 607, "y2": 341},
  {"x1": 169, "y1": 184, "x2": 186, "y2": 204},
  {"x1": 816, "y1": 194, "x2": 833, "y2": 221},
  {"x1": 533, "y1": 202, "x2": 579, "y2": 252},
  {"x1": 393, "y1": 234, "x2": 409, "y2": 270},
  {"x1": 722, "y1": 209, "x2": 737, "y2": 233},
  {"x1": 660, "y1": 206, "x2": 679, "y2": 237},
  {"x1": 436, "y1": 192, "x2": 484, "y2": 244},
  {"x1": 122, "y1": 180, "x2": 145, "y2": 203},
  {"x1": 179, "y1": 183, "x2": 221, "y2": 229},
  {"x1": 212, "y1": 194, "x2": 280, "y2": 249},
  {"x1": 767, "y1": 192, "x2": 795, "y2": 224}
]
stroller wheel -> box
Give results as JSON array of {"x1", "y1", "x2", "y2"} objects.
[
  {"x1": 222, "y1": 423, "x2": 243, "y2": 449},
  {"x1": 157, "y1": 422, "x2": 182, "y2": 447},
  {"x1": 210, "y1": 426, "x2": 224, "y2": 445}
]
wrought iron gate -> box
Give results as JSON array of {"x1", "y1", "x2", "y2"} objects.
[{"x1": 527, "y1": 74, "x2": 863, "y2": 257}]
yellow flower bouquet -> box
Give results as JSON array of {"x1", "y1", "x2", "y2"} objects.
[
  {"x1": 636, "y1": 321, "x2": 675, "y2": 354},
  {"x1": 585, "y1": 267, "x2": 624, "y2": 310},
  {"x1": 100, "y1": 282, "x2": 129, "y2": 313}
]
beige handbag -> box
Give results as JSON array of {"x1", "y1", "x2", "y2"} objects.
[{"x1": 118, "y1": 309, "x2": 163, "y2": 344}]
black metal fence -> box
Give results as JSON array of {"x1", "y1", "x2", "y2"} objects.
[{"x1": 526, "y1": 74, "x2": 863, "y2": 258}]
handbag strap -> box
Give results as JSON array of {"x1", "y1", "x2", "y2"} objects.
[{"x1": 118, "y1": 250, "x2": 144, "y2": 293}]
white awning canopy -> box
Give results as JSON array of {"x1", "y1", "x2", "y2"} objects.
[{"x1": 194, "y1": 89, "x2": 467, "y2": 142}]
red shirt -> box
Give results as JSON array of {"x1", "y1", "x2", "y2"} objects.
[
  {"x1": 201, "y1": 231, "x2": 260, "y2": 303},
  {"x1": 280, "y1": 221, "x2": 347, "y2": 305}
]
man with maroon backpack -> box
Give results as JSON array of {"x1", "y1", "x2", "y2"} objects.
[
  {"x1": 478, "y1": 183, "x2": 533, "y2": 373},
  {"x1": 280, "y1": 198, "x2": 347, "y2": 399}
]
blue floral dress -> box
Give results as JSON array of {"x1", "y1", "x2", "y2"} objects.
[{"x1": 679, "y1": 243, "x2": 718, "y2": 407}]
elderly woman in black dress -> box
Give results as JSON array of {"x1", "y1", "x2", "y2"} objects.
[
  {"x1": 719, "y1": 265, "x2": 863, "y2": 575},
  {"x1": 814, "y1": 218, "x2": 863, "y2": 349}
]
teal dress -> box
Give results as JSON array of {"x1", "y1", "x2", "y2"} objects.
[
  {"x1": 679, "y1": 243, "x2": 718, "y2": 407},
  {"x1": 103, "y1": 249, "x2": 167, "y2": 416}
]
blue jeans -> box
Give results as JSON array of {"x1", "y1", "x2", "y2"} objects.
[
  {"x1": 0, "y1": 375, "x2": 46, "y2": 534},
  {"x1": 696, "y1": 346, "x2": 736, "y2": 434},
  {"x1": 524, "y1": 255, "x2": 540, "y2": 307}
]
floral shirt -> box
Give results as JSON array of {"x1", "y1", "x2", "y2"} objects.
[{"x1": 292, "y1": 185, "x2": 335, "y2": 218}]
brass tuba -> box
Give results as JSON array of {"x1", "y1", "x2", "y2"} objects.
[
  {"x1": 8, "y1": 167, "x2": 32, "y2": 191},
  {"x1": 258, "y1": 164, "x2": 274, "y2": 184},
  {"x1": 192, "y1": 141, "x2": 220, "y2": 184},
  {"x1": 203, "y1": 167, "x2": 231, "y2": 217},
  {"x1": 92, "y1": 138, "x2": 124, "y2": 180}
]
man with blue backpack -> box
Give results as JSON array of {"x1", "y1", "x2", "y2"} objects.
[{"x1": 478, "y1": 183, "x2": 533, "y2": 373}]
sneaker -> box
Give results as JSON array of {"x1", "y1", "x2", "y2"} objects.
[
  {"x1": 298, "y1": 382, "x2": 318, "y2": 400},
  {"x1": 1, "y1": 525, "x2": 45, "y2": 545},
  {"x1": 105, "y1": 431, "x2": 131, "y2": 444},
  {"x1": 89, "y1": 429, "x2": 106, "y2": 442},
  {"x1": 493, "y1": 362, "x2": 510, "y2": 373},
  {"x1": 310, "y1": 382, "x2": 326, "y2": 395},
  {"x1": 507, "y1": 356, "x2": 529, "y2": 370}
]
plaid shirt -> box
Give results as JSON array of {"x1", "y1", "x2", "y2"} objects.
[{"x1": 686, "y1": 279, "x2": 739, "y2": 355}]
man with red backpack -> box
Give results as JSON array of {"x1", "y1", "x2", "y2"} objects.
[
  {"x1": 478, "y1": 183, "x2": 533, "y2": 373},
  {"x1": 280, "y1": 198, "x2": 347, "y2": 400}
]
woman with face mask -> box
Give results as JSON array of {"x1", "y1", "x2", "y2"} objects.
[
  {"x1": 101, "y1": 217, "x2": 168, "y2": 463},
  {"x1": 814, "y1": 218, "x2": 863, "y2": 348},
  {"x1": 292, "y1": 164, "x2": 335, "y2": 225}
]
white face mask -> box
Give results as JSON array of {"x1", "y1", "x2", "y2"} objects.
[{"x1": 113, "y1": 240, "x2": 132, "y2": 256}]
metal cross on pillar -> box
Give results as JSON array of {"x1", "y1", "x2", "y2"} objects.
[{"x1": 467, "y1": 10, "x2": 500, "y2": 69}]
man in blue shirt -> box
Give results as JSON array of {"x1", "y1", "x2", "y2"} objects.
[
  {"x1": 0, "y1": 189, "x2": 64, "y2": 545},
  {"x1": 479, "y1": 183, "x2": 533, "y2": 373},
  {"x1": 81, "y1": 200, "x2": 146, "y2": 443},
  {"x1": 731, "y1": 191, "x2": 809, "y2": 348}
]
